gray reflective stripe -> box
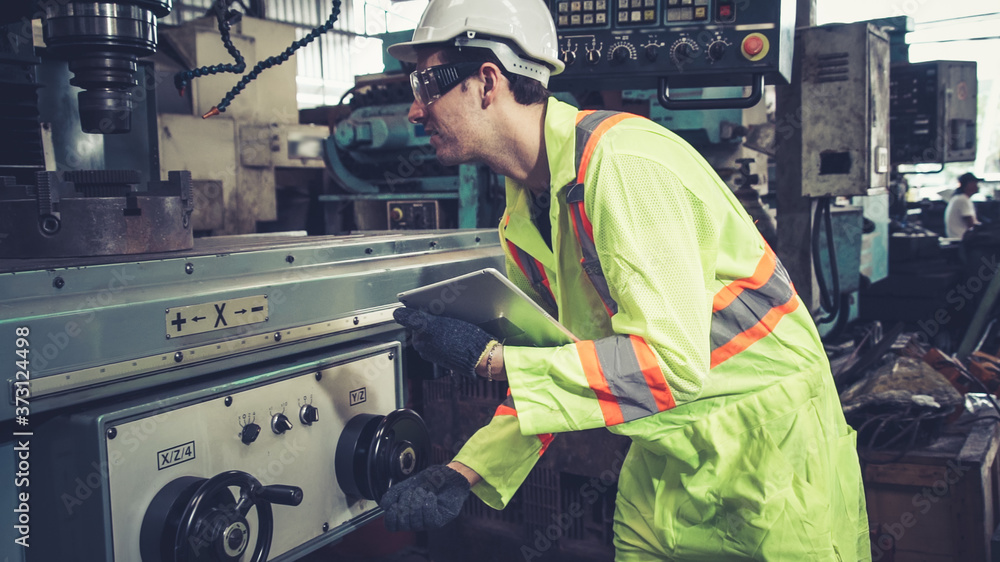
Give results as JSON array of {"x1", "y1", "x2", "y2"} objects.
[
  {"x1": 710, "y1": 260, "x2": 794, "y2": 351},
  {"x1": 567, "y1": 146, "x2": 620, "y2": 316},
  {"x1": 575, "y1": 111, "x2": 622, "y2": 174},
  {"x1": 593, "y1": 335, "x2": 659, "y2": 422},
  {"x1": 511, "y1": 243, "x2": 557, "y2": 311}
]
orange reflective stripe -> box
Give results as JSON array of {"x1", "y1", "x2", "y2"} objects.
[
  {"x1": 575, "y1": 109, "x2": 596, "y2": 125},
  {"x1": 577, "y1": 113, "x2": 638, "y2": 184},
  {"x1": 575, "y1": 340, "x2": 624, "y2": 425},
  {"x1": 710, "y1": 296, "x2": 799, "y2": 368},
  {"x1": 631, "y1": 335, "x2": 675, "y2": 411},
  {"x1": 713, "y1": 246, "x2": 776, "y2": 312},
  {"x1": 495, "y1": 393, "x2": 553, "y2": 456},
  {"x1": 577, "y1": 201, "x2": 596, "y2": 241},
  {"x1": 534, "y1": 256, "x2": 553, "y2": 295},
  {"x1": 538, "y1": 433, "x2": 555, "y2": 456},
  {"x1": 495, "y1": 403, "x2": 517, "y2": 417}
]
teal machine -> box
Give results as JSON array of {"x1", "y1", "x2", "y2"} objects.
[
  {"x1": 0, "y1": 7, "x2": 505, "y2": 562},
  {"x1": 322, "y1": 37, "x2": 500, "y2": 232}
]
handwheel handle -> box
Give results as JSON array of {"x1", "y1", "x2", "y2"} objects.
[{"x1": 257, "y1": 484, "x2": 304, "y2": 506}]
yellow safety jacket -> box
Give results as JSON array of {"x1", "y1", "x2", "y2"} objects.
[{"x1": 453, "y1": 98, "x2": 869, "y2": 560}]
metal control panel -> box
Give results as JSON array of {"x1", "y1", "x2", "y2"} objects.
[
  {"x1": 890, "y1": 60, "x2": 978, "y2": 166},
  {"x1": 549, "y1": 0, "x2": 795, "y2": 101}
]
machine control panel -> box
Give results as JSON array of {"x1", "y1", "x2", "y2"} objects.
[{"x1": 549, "y1": 0, "x2": 794, "y2": 93}]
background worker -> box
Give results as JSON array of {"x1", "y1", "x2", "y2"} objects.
[
  {"x1": 945, "y1": 171, "x2": 983, "y2": 239},
  {"x1": 380, "y1": 0, "x2": 870, "y2": 558}
]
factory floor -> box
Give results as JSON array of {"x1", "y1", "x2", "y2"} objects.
[
  {"x1": 300, "y1": 546, "x2": 431, "y2": 562},
  {"x1": 297, "y1": 523, "x2": 432, "y2": 561}
]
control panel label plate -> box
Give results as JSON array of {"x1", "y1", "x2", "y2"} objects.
[
  {"x1": 157, "y1": 441, "x2": 196, "y2": 470},
  {"x1": 165, "y1": 295, "x2": 268, "y2": 338},
  {"x1": 349, "y1": 387, "x2": 367, "y2": 406}
]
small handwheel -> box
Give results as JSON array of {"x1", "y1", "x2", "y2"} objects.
[
  {"x1": 335, "y1": 408, "x2": 429, "y2": 501},
  {"x1": 141, "y1": 470, "x2": 302, "y2": 562}
]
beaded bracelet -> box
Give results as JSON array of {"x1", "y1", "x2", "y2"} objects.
[{"x1": 485, "y1": 343, "x2": 500, "y2": 382}]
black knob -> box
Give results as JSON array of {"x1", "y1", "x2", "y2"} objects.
[
  {"x1": 586, "y1": 49, "x2": 601, "y2": 65},
  {"x1": 240, "y1": 423, "x2": 261, "y2": 445},
  {"x1": 561, "y1": 50, "x2": 576, "y2": 66},
  {"x1": 611, "y1": 47, "x2": 629, "y2": 64},
  {"x1": 271, "y1": 413, "x2": 293, "y2": 434},
  {"x1": 645, "y1": 44, "x2": 658, "y2": 62},
  {"x1": 708, "y1": 41, "x2": 727, "y2": 61},
  {"x1": 676, "y1": 43, "x2": 692, "y2": 59},
  {"x1": 299, "y1": 404, "x2": 319, "y2": 426}
]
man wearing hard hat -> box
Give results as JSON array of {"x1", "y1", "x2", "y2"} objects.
[{"x1": 383, "y1": 0, "x2": 870, "y2": 559}]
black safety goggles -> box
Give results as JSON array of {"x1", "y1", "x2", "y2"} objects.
[{"x1": 409, "y1": 62, "x2": 485, "y2": 106}]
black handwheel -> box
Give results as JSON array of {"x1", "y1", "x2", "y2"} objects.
[
  {"x1": 141, "y1": 470, "x2": 303, "y2": 562},
  {"x1": 335, "y1": 408, "x2": 429, "y2": 501}
]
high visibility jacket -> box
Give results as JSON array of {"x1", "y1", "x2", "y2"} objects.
[{"x1": 452, "y1": 98, "x2": 868, "y2": 559}]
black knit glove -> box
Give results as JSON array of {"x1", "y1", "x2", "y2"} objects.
[
  {"x1": 393, "y1": 307, "x2": 494, "y2": 379},
  {"x1": 379, "y1": 464, "x2": 471, "y2": 532}
]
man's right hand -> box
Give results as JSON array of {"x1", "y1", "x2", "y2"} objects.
[{"x1": 379, "y1": 464, "x2": 471, "y2": 532}]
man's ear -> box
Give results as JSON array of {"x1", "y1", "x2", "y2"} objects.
[{"x1": 479, "y1": 62, "x2": 504, "y2": 109}]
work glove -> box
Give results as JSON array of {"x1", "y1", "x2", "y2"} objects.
[
  {"x1": 380, "y1": 464, "x2": 471, "y2": 532},
  {"x1": 393, "y1": 307, "x2": 494, "y2": 379}
]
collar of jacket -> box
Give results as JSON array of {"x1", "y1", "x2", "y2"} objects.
[{"x1": 501, "y1": 98, "x2": 581, "y2": 270}]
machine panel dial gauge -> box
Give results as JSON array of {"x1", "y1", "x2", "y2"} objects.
[
  {"x1": 586, "y1": 47, "x2": 603, "y2": 65},
  {"x1": 669, "y1": 37, "x2": 700, "y2": 69},
  {"x1": 609, "y1": 43, "x2": 636, "y2": 64},
  {"x1": 707, "y1": 39, "x2": 731, "y2": 62}
]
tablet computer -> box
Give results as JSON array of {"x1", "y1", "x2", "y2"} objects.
[{"x1": 397, "y1": 268, "x2": 578, "y2": 347}]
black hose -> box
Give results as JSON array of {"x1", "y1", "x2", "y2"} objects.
[
  {"x1": 813, "y1": 197, "x2": 841, "y2": 324},
  {"x1": 173, "y1": 0, "x2": 247, "y2": 95},
  {"x1": 211, "y1": 0, "x2": 343, "y2": 114}
]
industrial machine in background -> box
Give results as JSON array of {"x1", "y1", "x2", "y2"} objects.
[
  {"x1": 0, "y1": 3, "x2": 504, "y2": 562},
  {"x1": 890, "y1": 60, "x2": 978, "y2": 169},
  {"x1": 774, "y1": 21, "x2": 892, "y2": 336},
  {"x1": 321, "y1": 73, "x2": 501, "y2": 232},
  {"x1": 548, "y1": 0, "x2": 795, "y2": 109}
]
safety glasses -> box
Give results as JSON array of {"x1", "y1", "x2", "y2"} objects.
[{"x1": 409, "y1": 62, "x2": 485, "y2": 106}]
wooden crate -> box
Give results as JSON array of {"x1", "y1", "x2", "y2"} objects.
[{"x1": 863, "y1": 411, "x2": 1000, "y2": 561}]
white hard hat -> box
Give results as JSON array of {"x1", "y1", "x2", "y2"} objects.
[{"x1": 387, "y1": 0, "x2": 564, "y2": 86}]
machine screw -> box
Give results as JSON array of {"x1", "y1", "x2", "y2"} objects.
[
  {"x1": 315, "y1": 373, "x2": 322, "y2": 381},
  {"x1": 353, "y1": 317, "x2": 360, "y2": 325},
  {"x1": 388, "y1": 352, "x2": 395, "y2": 360},
  {"x1": 475, "y1": 236, "x2": 481, "y2": 243},
  {"x1": 52, "y1": 276, "x2": 65, "y2": 289},
  {"x1": 429, "y1": 241, "x2": 438, "y2": 248},
  {"x1": 39, "y1": 214, "x2": 61, "y2": 235},
  {"x1": 285, "y1": 255, "x2": 294, "y2": 264},
  {"x1": 106, "y1": 427, "x2": 117, "y2": 439},
  {"x1": 185, "y1": 262, "x2": 194, "y2": 274},
  {"x1": 322, "y1": 523, "x2": 329, "y2": 532},
  {"x1": 224, "y1": 396, "x2": 233, "y2": 407},
  {"x1": 274, "y1": 332, "x2": 282, "y2": 342},
  {"x1": 174, "y1": 352, "x2": 184, "y2": 363},
  {"x1": 365, "y1": 247, "x2": 373, "y2": 254}
]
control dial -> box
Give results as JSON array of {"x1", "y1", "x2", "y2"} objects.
[
  {"x1": 643, "y1": 43, "x2": 660, "y2": 62},
  {"x1": 271, "y1": 413, "x2": 293, "y2": 434},
  {"x1": 585, "y1": 47, "x2": 602, "y2": 65},
  {"x1": 669, "y1": 37, "x2": 700, "y2": 69},
  {"x1": 240, "y1": 422, "x2": 261, "y2": 445},
  {"x1": 707, "y1": 39, "x2": 730, "y2": 62},
  {"x1": 299, "y1": 404, "x2": 319, "y2": 426},
  {"x1": 609, "y1": 43, "x2": 635, "y2": 65},
  {"x1": 560, "y1": 49, "x2": 577, "y2": 66}
]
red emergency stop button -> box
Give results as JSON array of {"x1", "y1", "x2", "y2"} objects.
[{"x1": 740, "y1": 33, "x2": 768, "y2": 60}]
